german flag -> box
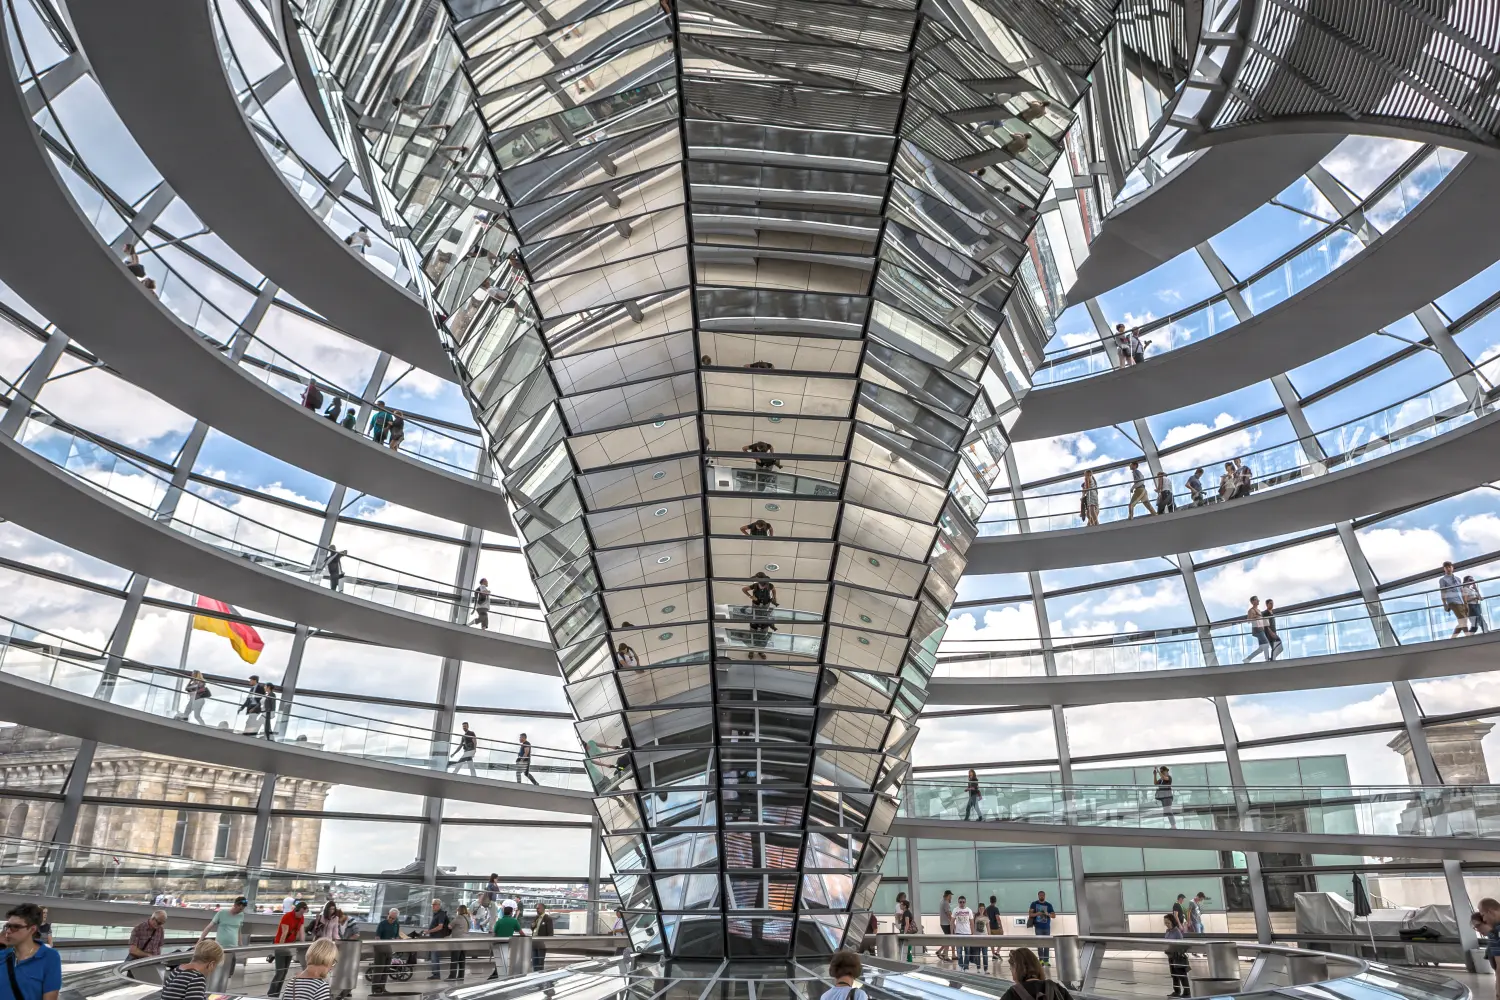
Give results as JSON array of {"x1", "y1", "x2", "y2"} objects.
[{"x1": 192, "y1": 596, "x2": 265, "y2": 664}]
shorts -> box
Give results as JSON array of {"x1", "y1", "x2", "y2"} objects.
[{"x1": 1448, "y1": 602, "x2": 1470, "y2": 619}]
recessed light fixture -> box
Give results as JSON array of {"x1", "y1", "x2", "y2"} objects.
[
  {"x1": 858, "y1": 637, "x2": 871, "y2": 645},
  {"x1": 765, "y1": 503, "x2": 780, "y2": 512},
  {"x1": 769, "y1": 399, "x2": 784, "y2": 407},
  {"x1": 659, "y1": 632, "x2": 673, "y2": 641},
  {"x1": 662, "y1": 605, "x2": 676, "y2": 614},
  {"x1": 653, "y1": 419, "x2": 666, "y2": 428},
  {"x1": 768, "y1": 416, "x2": 782, "y2": 423},
  {"x1": 859, "y1": 614, "x2": 872, "y2": 624},
  {"x1": 652, "y1": 471, "x2": 666, "y2": 480},
  {"x1": 657, "y1": 555, "x2": 672, "y2": 564},
  {"x1": 868, "y1": 557, "x2": 881, "y2": 567},
  {"x1": 764, "y1": 563, "x2": 779, "y2": 572},
  {"x1": 654, "y1": 507, "x2": 669, "y2": 517}
]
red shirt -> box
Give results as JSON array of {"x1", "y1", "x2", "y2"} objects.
[{"x1": 276, "y1": 911, "x2": 305, "y2": 944}]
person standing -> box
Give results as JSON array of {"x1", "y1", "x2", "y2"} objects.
[
  {"x1": 1466, "y1": 576, "x2": 1488, "y2": 633},
  {"x1": 470, "y1": 579, "x2": 491, "y2": 629},
  {"x1": 473, "y1": 894, "x2": 496, "y2": 936},
  {"x1": 1263, "y1": 600, "x2": 1284, "y2": 660},
  {"x1": 1001, "y1": 948, "x2": 1072, "y2": 1000},
  {"x1": 488, "y1": 905, "x2": 523, "y2": 980},
  {"x1": 1127, "y1": 461, "x2": 1152, "y2": 519},
  {"x1": 345, "y1": 227, "x2": 372, "y2": 255},
  {"x1": 896, "y1": 900, "x2": 916, "y2": 962},
  {"x1": 261, "y1": 683, "x2": 277, "y2": 739},
  {"x1": 371, "y1": 908, "x2": 401, "y2": 995},
  {"x1": 1189, "y1": 892, "x2": 1208, "y2": 934},
  {"x1": 821, "y1": 950, "x2": 865, "y2": 1000},
  {"x1": 985, "y1": 895, "x2": 1002, "y2": 963},
  {"x1": 450, "y1": 722, "x2": 478, "y2": 776},
  {"x1": 1186, "y1": 468, "x2": 1206, "y2": 506},
  {"x1": 615, "y1": 639, "x2": 639, "y2": 668},
  {"x1": 1217, "y1": 462, "x2": 1238, "y2": 502},
  {"x1": 1, "y1": 903, "x2": 62, "y2": 1000},
  {"x1": 1440, "y1": 562, "x2": 1469, "y2": 637},
  {"x1": 175, "y1": 671, "x2": 211, "y2": 724},
  {"x1": 1113, "y1": 324, "x2": 1134, "y2": 367},
  {"x1": 369, "y1": 403, "x2": 392, "y2": 445},
  {"x1": 1243, "y1": 597, "x2": 1272, "y2": 662},
  {"x1": 1165, "y1": 913, "x2": 1190, "y2": 997},
  {"x1": 269, "y1": 900, "x2": 307, "y2": 997},
  {"x1": 32, "y1": 911, "x2": 49, "y2": 949},
  {"x1": 1155, "y1": 471, "x2": 1175, "y2": 515},
  {"x1": 447, "y1": 904, "x2": 471, "y2": 980},
  {"x1": 386, "y1": 412, "x2": 406, "y2": 452},
  {"x1": 1028, "y1": 891, "x2": 1054, "y2": 965},
  {"x1": 322, "y1": 548, "x2": 346, "y2": 593},
  {"x1": 531, "y1": 903, "x2": 553, "y2": 972},
  {"x1": 1154, "y1": 766, "x2": 1176, "y2": 829},
  {"x1": 516, "y1": 734, "x2": 539, "y2": 785},
  {"x1": 281, "y1": 939, "x2": 337, "y2": 1000},
  {"x1": 740, "y1": 519, "x2": 774, "y2": 537},
  {"x1": 963, "y1": 769, "x2": 983, "y2": 821},
  {"x1": 322, "y1": 397, "x2": 342, "y2": 423},
  {"x1": 425, "y1": 899, "x2": 451, "y2": 980},
  {"x1": 937, "y1": 890, "x2": 953, "y2": 960},
  {"x1": 240, "y1": 676, "x2": 266, "y2": 736},
  {"x1": 128, "y1": 911, "x2": 166, "y2": 959},
  {"x1": 162, "y1": 940, "x2": 223, "y2": 1000},
  {"x1": 951, "y1": 896, "x2": 978, "y2": 972},
  {"x1": 301, "y1": 381, "x2": 324, "y2": 413},
  {"x1": 309, "y1": 901, "x2": 340, "y2": 941},
  {"x1": 1081, "y1": 470, "x2": 1099, "y2": 527},
  {"x1": 199, "y1": 896, "x2": 247, "y2": 979}
]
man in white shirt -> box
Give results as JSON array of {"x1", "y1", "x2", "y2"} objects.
[
  {"x1": 1440, "y1": 561, "x2": 1468, "y2": 637},
  {"x1": 951, "y1": 896, "x2": 977, "y2": 971},
  {"x1": 282, "y1": 894, "x2": 298, "y2": 913}
]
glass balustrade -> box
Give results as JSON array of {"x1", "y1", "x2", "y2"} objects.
[
  {"x1": 977, "y1": 371, "x2": 1494, "y2": 535},
  {"x1": 0, "y1": 617, "x2": 583, "y2": 789},
  {"x1": 936, "y1": 579, "x2": 1495, "y2": 679},
  {"x1": 2, "y1": 381, "x2": 547, "y2": 641},
  {"x1": 900, "y1": 779, "x2": 1500, "y2": 841},
  {"x1": 1030, "y1": 146, "x2": 1458, "y2": 388}
]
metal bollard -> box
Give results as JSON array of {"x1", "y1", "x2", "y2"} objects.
[
  {"x1": 332, "y1": 940, "x2": 361, "y2": 997},
  {"x1": 1053, "y1": 935, "x2": 1082, "y2": 986},
  {"x1": 1288, "y1": 954, "x2": 1329, "y2": 985},
  {"x1": 878, "y1": 934, "x2": 899, "y2": 961},
  {"x1": 1206, "y1": 941, "x2": 1239, "y2": 981}
]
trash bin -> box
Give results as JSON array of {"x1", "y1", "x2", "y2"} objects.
[{"x1": 1205, "y1": 942, "x2": 1238, "y2": 981}]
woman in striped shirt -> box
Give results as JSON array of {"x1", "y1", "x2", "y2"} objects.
[
  {"x1": 161, "y1": 940, "x2": 223, "y2": 1000},
  {"x1": 282, "y1": 939, "x2": 338, "y2": 1000}
]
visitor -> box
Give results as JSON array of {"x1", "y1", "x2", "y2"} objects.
[
  {"x1": 1217, "y1": 462, "x2": 1238, "y2": 502},
  {"x1": 372, "y1": 908, "x2": 401, "y2": 995},
  {"x1": 369, "y1": 403, "x2": 392, "y2": 445},
  {"x1": 322, "y1": 397, "x2": 342, "y2": 423},
  {"x1": 1186, "y1": 468, "x2": 1205, "y2": 506},
  {"x1": 322, "y1": 547, "x2": 346, "y2": 593},
  {"x1": 1019, "y1": 99, "x2": 1050, "y2": 122},
  {"x1": 199, "y1": 895, "x2": 247, "y2": 978},
  {"x1": 516, "y1": 734, "x2": 538, "y2": 785},
  {"x1": 310, "y1": 901, "x2": 340, "y2": 940},
  {"x1": 1171, "y1": 895, "x2": 1187, "y2": 926},
  {"x1": 1243, "y1": 597, "x2": 1272, "y2": 662},
  {"x1": 282, "y1": 938, "x2": 337, "y2": 1000},
  {"x1": 240, "y1": 675, "x2": 266, "y2": 735},
  {"x1": 1155, "y1": 471, "x2": 1175, "y2": 514},
  {"x1": 345, "y1": 227, "x2": 372, "y2": 255},
  {"x1": 1153, "y1": 766, "x2": 1175, "y2": 829},
  {"x1": 0, "y1": 903, "x2": 61, "y2": 1000},
  {"x1": 531, "y1": 903, "x2": 553, "y2": 972},
  {"x1": 1235, "y1": 462, "x2": 1254, "y2": 499},
  {"x1": 1480, "y1": 898, "x2": 1500, "y2": 986},
  {"x1": 141, "y1": 277, "x2": 158, "y2": 294},
  {"x1": 1440, "y1": 562, "x2": 1469, "y2": 637},
  {"x1": 821, "y1": 950, "x2": 866, "y2": 1000},
  {"x1": 485, "y1": 874, "x2": 502, "y2": 896},
  {"x1": 1466, "y1": 576, "x2": 1488, "y2": 633},
  {"x1": 1164, "y1": 913, "x2": 1189, "y2": 997},
  {"x1": 985, "y1": 895, "x2": 1002, "y2": 961},
  {"x1": 1080, "y1": 470, "x2": 1099, "y2": 527},
  {"x1": 161, "y1": 939, "x2": 223, "y2": 1000},
  {"x1": 1127, "y1": 461, "x2": 1152, "y2": 519},
  {"x1": 1003, "y1": 132, "x2": 1032, "y2": 157},
  {"x1": 339, "y1": 409, "x2": 356, "y2": 431},
  {"x1": 740, "y1": 518, "x2": 774, "y2": 537},
  {"x1": 268, "y1": 899, "x2": 307, "y2": 997},
  {"x1": 123, "y1": 243, "x2": 147, "y2": 279},
  {"x1": 896, "y1": 899, "x2": 917, "y2": 962},
  {"x1": 1126, "y1": 328, "x2": 1147, "y2": 365},
  {"x1": 175, "y1": 670, "x2": 211, "y2": 724},
  {"x1": 281, "y1": 893, "x2": 299, "y2": 913},
  {"x1": 1189, "y1": 892, "x2": 1208, "y2": 934},
  {"x1": 128, "y1": 911, "x2": 166, "y2": 959},
  {"x1": 488, "y1": 905, "x2": 524, "y2": 979},
  {"x1": 1114, "y1": 324, "x2": 1133, "y2": 367},
  {"x1": 425, "y1": 898, "x2": 451, "y2": 980},
  {"x1": 615, "y1": 638, "x2": 639, "y2": 668},
  {"x1": 449, "y1": 722, "x2": 478, "y2": 776},
  {"x1": 261, "y1": 683, "x2": 277, "y2": 739},
  {"x1": 448, "y1": 905, "x2": 471, "y2": 980},
  {"x1": 31, "y1": 911, "x2": 49, "y2": 949},
  {"x1": 1001, "y1": 947, "x2": 1071, "y2": 1000},
  {"x1": 963, "y1": 769, "x2": 983, "y2": 821},
  {"x1": 1263, "y1": 599, "x2": 1284, "y2": 659},
  {"x1": 743, "y1": 441, "x2": 781, "y2": 471},
  {"x1": 743, "y1": 572, "x2": 777, "y2": 609},
  {"x1": 951, "y1": 896, "x2": 978, "y2": 972},
  {"x1": 1028, "y1": 891, "x2": 1054, "y2": 965},
  {"x1": 473, "y1": 894, "x2": 496, "y2": 935},
  {"x1": 386, "y1": 411, "x2": 405, "y2": 452},
  {"x1": 938, "y1": 890, "x2": 954, "y2": 960},
  {"x1": 301, "y1": 381, "x2": 324, "y2": 413},
  {"x1": 470, "y1": 578, "x2": 491, "y2": 629}
]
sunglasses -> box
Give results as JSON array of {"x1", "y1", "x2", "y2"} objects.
[{"x1": 2, "y1": 922, "x2": 30, "y2": 933}]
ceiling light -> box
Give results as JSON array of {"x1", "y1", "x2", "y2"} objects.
[
  {"x1": 764, "y1": 563, "x2": 779, "y2": 572},
  {"x1": 769, "y1": 399, "x2": 784, "y2": 407},
  {"x1": 654, "y1": 507, "x2": 669, "y2": 517},
  {"x1": 657, "y1": 555, "x2": 672, "y2": 564}
]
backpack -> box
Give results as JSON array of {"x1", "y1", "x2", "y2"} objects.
[{"x1": 305, "y1": 385, "x2": 324, "y2": 410}]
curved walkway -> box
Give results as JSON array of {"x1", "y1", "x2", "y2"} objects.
[
  {"x1": 1013, "y1": 154, "x2": 1500, "y2": 441},
  {"x1": 0, "y1": 54, "x2": 516, "y2": 535},
  {"x1": 68, "y1": 0, "x2": 448, "y2": 376},
  {"x1": 1067, "y1": 134, "x2": 1342, "y2": 305},
  {"x1": 929, "y1": 631, "x2": 1500, "y2": 708},
  {"x1": 0, "y1": 669, "x2": 591, "y2": 813},
  {"x1": 0, "y1": 429, "x2": 555, "y2": 672},
  {"x1": 967, "y1": 398, "x2": 1500, "y2": 573}
]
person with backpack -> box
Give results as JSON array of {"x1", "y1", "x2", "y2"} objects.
[
  {"x1": 369, "y1": 403, "x2": 392, "y2": 445},
  {"x1": 301, "y1": 381, "x2": 324, "y2": 412},
  {"x1": 859, "y1": 912, "x2": 878, "y2": 955},
  {"x1": 175, "y1": 671, "x2": 211, "y2": 724},
  {"x1": 386, "y1": 411, "x2": 406, "y2": 452},
  {"x1": 1001, "y1": 947, "x2": 1073, "y2": 1000},
  {"x1": 1027, "y1": 891, "x2": 1054, "y2": 965},
  {"x1": 821, "y1": 950, "x2": 866, "y2": 1000}
]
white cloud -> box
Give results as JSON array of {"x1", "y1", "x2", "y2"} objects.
[
  {"x1": 1159, "y1": 413, "x2": 1259, "y2": 473},
  {"x1": 1200, "y1": 537, "x2": 1357, "y2": 614},
  {"x1": 1321, "y1": 136, "x2": 1422, "y2": 199},
  {"x1": 1359, "y1": 527, "x2": 1451, "y2": 583},
  {"x1": 1456, "y1": 513, "x2": 1500, "y2": 555}
]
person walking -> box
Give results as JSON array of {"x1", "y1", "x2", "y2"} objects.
[
  {"x1": 1263, "y1": 600, "x2": 1284, "y2": 659},
  {"x1": 345, "y1": 227, "x2": 372, "y2": 255},
  {"x1": 1189, "y1": 892, "x2": 1208, "y2": 934},
  {"x1": 1165, "y1": 913, "x2": 1190, "y2": 997},
  {"x1": 322, "y1": 548, "x2": 346, "y2": 593},
  {"x1": 1000, "y1": 948, "x2": 1073, "y2": 1000},
  {"x1": 340, "y1": 409, "x2": 356, "y2": 431},
  {"x1": 897, "y1": 899, "x2": 917, "y2": 962},
  {"x1": 1127, "y1": 461, "x2": 1152, "y2": 519},
  {"x1": 1028, "y1": 892, "x2": 1055, "y2": 965},
  {"x1": 269, "y1": 900, "x2": 307, "y2": 997},
  {"x1": 1080, "y1": 470, "x2": 1099, "y2": 527},
  {"x1": 740, "y1": 518, "x2": 774, "y2": 537},
  {"x1": 951, "y1": 896, "x2": 977, "y2": 972},
  {"x1": 449, "y1": 722, "x2": 478, "y2": 776},
  {"x1": 386, "y1": 411, "x2": 406, "y2": 452},
  {"x1": 371, "y1": 908, "x2": 401, "y2": 995},
  {"x1": 199, "y1": 896, "x2": 247, "y2": 980},
  {"x1": 1440, "y1": 562, "x2": 1469, "y2": 637},
  {"x1": 282, "y1": 938, "x2": 337, "y2": 1000},
  {"x1": 1, "y1": 903, "x2": 62, "y2": 1000},
  {"x1": 1466, "y1": 576, "x2": 1488, "y2": 633},
  {"x1": 175, "y1": 670, "x2": 211, "y2": 724},
  {"x1": 1155, "y1": 471, "x2": 1175, "y2": 515},
  {"x1": 162, "y1": 939, "x2": 223, "y2": 1000},
  {"x1": 1243, "y1": 597, "x2": 1272, "y2": 662},
  {"x1": 938, "y1": 890, "x2": 954, "y2": 961},
  {"x1": 1153, "y1": 766, "x2": 1176, "y2": 829},
  {"x1": 1217, "y1": 462, "x2": 1238, "y2": 502},
  {"x1": 470, "y1": 579, "x2": 491, "y2": 629},
  {"x1": 821, "y1": 950, "x2": 867, "y2": 1000},
  {"x1": 530, "y1": 903, "x2": 553, "y2": 972},
  {"x1": 301, "y1": 381, "x2": 324, "y2": 413},
  {"x1": 261, "y1": 683, "x2": 277, "y2": 739},
  {"x1": 239, "y1": 675, "x2": 266, "y2": 736},
  {"x1": 369, "y1": 403, "x2": 392, "y2": 445},
  {"x1": 1126, "y1": 328, "x2": 1147, "y2": 365},
  {"x1": 1114, "y1": 324, "x2": 1134, "y2": 367},
  {"x1": 516, "y1": 734, "x2": 539, "y2": 784},
  {"x1": 963, "y1": 769, "x2": 983, "y2": 821},
  {"x1": 309, "y1": 901, "x2": 341, "y2": 941},
  {"x1": 1186, "y1": 468, "x2": 1206, "y2": 506},
  {"x1": 984, "y1": 895, "x2": 1002, "y2": 963},
  {"x1": 448, "y1": 905, "x2": 471, "y2": 980},
  {"x1": 322, "y1": 397, "x2": 342, "y2": 423},
  {"x1": 1234, "y1": 462, "x2": 1253, "y2": 499}
]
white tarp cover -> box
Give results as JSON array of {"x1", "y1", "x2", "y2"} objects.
[{"x1": 1294, "y1": 892, "x2": 1462, "y2": 964}]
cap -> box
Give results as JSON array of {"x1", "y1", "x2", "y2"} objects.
[
  {"x1": 294, "y1": 900, "x2": 308, "y2": 910},
  {"x1": 233, "y1": 897, "x2": 248, "y2": 906}
]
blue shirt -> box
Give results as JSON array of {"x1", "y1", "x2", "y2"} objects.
[
  {"x1": 1, "y1": 944, "x2": 63, "y2": 1000},
  {"x1": 1029, "y1": 901, "x2": 1054, "y2": 930}
]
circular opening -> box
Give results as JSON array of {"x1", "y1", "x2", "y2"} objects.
[
  {"x1": 764, "y1": 563, "x2": 779, "y2": 572},
  {"x1": 764, "y1": 503, "x2": 780, "y2": 512},
  {"x1": 656, "y1": 555, "x2": 672, "y2": 564},
  {"x1": 661, "y1": 605, "x2": 676, "y2": 614},
  {"x1": 654, "y1": 507, "x2": 669, "y2": 517}
]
